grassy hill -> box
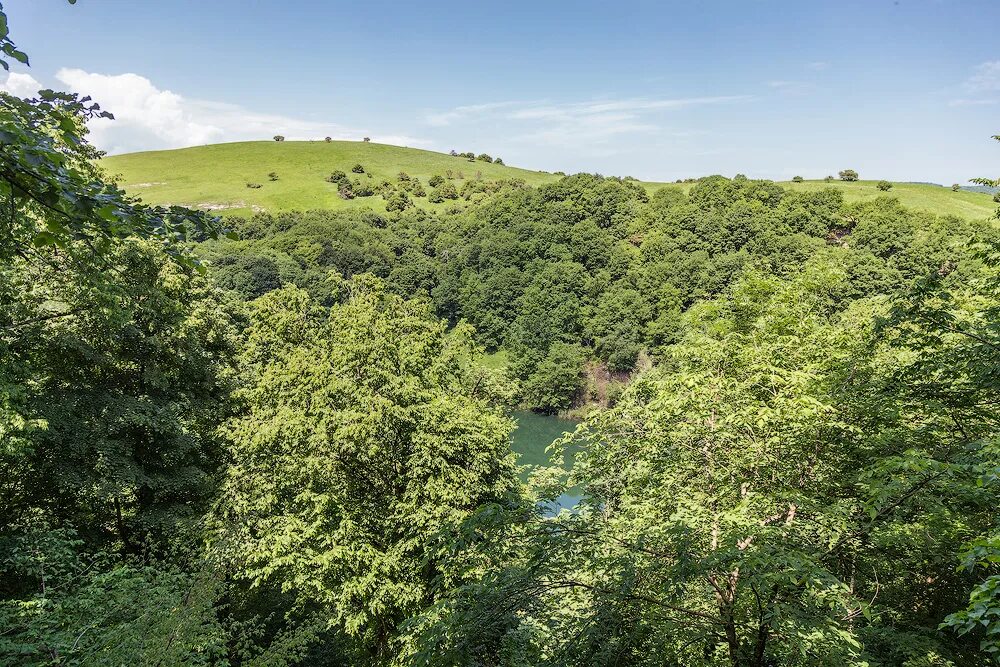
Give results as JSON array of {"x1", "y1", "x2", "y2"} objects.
[
  {"x1": 775, "y1": 179, "x2": 997, "y2": 220},
  {"x1": 100, "y1": 141, "x2": 999, "y2": 220},
  {"x1": 100, "y1": 140, "x2": 560, "y2": 216}
]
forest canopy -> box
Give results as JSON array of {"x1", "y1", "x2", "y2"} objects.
[{"x1": 1, "y1": 3, "x2": 999, "y2": 664}]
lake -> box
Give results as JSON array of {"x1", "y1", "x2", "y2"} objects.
[{"x1": 509, "y1": 410, "x2": 582, "y2": 512}]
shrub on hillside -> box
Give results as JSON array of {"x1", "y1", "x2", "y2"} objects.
[
  {"x1": 877, "y1": 180, "x2": 892, "y2": 191},
  {"x1": 476, "y1": 153, "x2": 493, "y2": 163},
  {"x1": 429, "y1": 182, "x2": 459, "y2": 203},
  {"x1": 351, "y1": 179, "x2": 374, "y2": 197},
  {"x1": 268, "y1": 172, "x2": 279, "y2": 181},
  {"x1": 952, "y1": 183, "x2": 961, "y2": 191},
  {"x1": 273, "y1": 135, "x2": 285, "y2": 142},
  {"x1": 385, "y1": 191, "x2": 411, "y2": 212},
  {"x1": 824, "y1": 175, "x2": 834, "y2": 182},
  {"x1": 494, "y1": 157, "x2": 504, "y2": 165},
  {"x1": 839, "y1": 169, "x2": 859, "y2": 181},
  {"x1": 338, "y1": 184, "x2": 354, "y2": 200},
  {"x1": 352, "y1": 164, "x2": 365, "y2": 174},
  {"x1": 246, "y1": 182, "x2": 262, "y2": 189},
  {"x1": 324, "y1": 136, "x2": 332, "y2": 142},
  {"x1": 363, "y1": 136, "x2": 371, "y2": 142},
  {"x1": 428, "y1": 175, "x2": 445, "y2": 187},
  {"x1": 410, "y1": 179, "x2": 426, "y2": 197},
  {"x1": 397, "y1": 171, "x2": 411, "y2": 182},
  {"x1": 326, "y1": 170, "x2": 350, "y2": 187},
  {"x1": 792, "y1": 175, "x2": 804, "y2": 183}
]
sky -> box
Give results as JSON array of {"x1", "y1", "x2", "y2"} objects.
[{"x1": 2, "y1": 0, "x2": 998, "y2": 184}]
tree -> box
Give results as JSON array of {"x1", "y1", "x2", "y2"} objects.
[
  {"x1": 363, "y1": 136, "x2": 371, "y2": 142},
  {"x1": 494, "y1": 157, "x2": 504, "y2": 165},
  {"x1": 352, "y1": 163, "x2": 365, "y2": 173},
  {"x1": 476, "y1": 153, "x2": 494, "y2": 163},
  {"x1": 952, "y1": 183, "x2": 962, "y2": 191},
  {"x1": 214, "y1": 279, "x2": 518, "y2": 659},
  {"x1": 324, "y1": 136, "x2": 332, "y2": 142},
  {"x1": 273, "y1": 135, "x2": 285, "y2": 142},
  {"x1": 521, "y1": 342, "x2": 586, "y2": 413},
  {"x1": 428, "y1": 174, "x2": 445, "y2": 187},
  {"x1": 825, "y1": 175, "x2": 834, "y2": 182},
  {"x1": 792, "y1": 175, "x2": 804, "y2": 182},
  {"x1": 876, "y1": 179, "x2": 892, "y2": 191},
  {"x1": 839, "y1": 168, "x2": 859, "y2": 181}
]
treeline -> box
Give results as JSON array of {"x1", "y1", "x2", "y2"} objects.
[{"x1": 204, "y1": 173, "x2": 985, "y2": 412}]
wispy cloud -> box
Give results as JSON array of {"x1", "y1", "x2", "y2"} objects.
[
  {"x1": 3, "y1": 69, "x2": 431, "y2": 155},
  {"x1": 805, "y1": 61, "x2": 830, "y2": 71},
  {"x1": 948, "y1": 98, "x2": 997, "y2": 107},
  {"x1": 425, "y1": 95, "x2": 749, "y2": 147},
  {"x1": 425, "y1": 101, "x2": 525, "y2": 127},
  {"x1": 964, "y1": 60, "x2": 1000, "y2": 93}
]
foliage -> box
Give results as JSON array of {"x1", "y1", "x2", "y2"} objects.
[
  {"x1": 213, "y1": 278, "x2": 519, "y2": 660},
  {"x1": 839, "y1": 169, "x2": 860, "y2": 181},
  {"x1": 877, "y1": 179, "x2": 892, "y2": 191},
  {"x1": 273, "y1": 135, "x2": 285, "y2": 142}
]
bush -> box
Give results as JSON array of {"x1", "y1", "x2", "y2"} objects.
[
  {"x1": 410, "y1": 179, "x2": 426, "y2": 197},
  {"x1": 338, "y1": 184, "x2": 354, "y2": 200},
  {"x1": 268, "y1": 171, "x2": 279, "y2": 181},
  {"x1": 363, "y1": 136, "x2": 370, "y2": 142},
  {"x1": 397, "y1": 171, "x2": 411, "y2": 182},
  {"x1": 326, "y1": 170, "x2": 349, "y2": 187},
  {"x1": 273, "y1": 135, "x2": 285, "y2": 142},
  {"x1": 876, "y1": 180, "x2": 892, "y2": 191},
  {"x1": 476, "y1": 153, "x2": 493, "y2": 163},
  {"x1": 324, "y1": 136, "x2": 332, "y2": 142},
  {"x1": 494, "y1": 157, "x2": 504, "y2": 165},
  {"x1": 351, "y1": 178, "x2": 374, "y2": 197},
  {"x1": 952, "y1": 183, "x2": 961, "y2": 192},
  {"x1": 824, "y1": 175, "x2": 834, "y2": 182},
  {"x1": 385, "y1": 191, "x2": 411, "y2": 212},
  {"x1": 792, "y1": 175, "x2": 804, "y2": 183},
  {"x1": 428, "y1": 182, "x2": 459, "y2": 203},
  {"x1": 428, "y1": 175, "x2": 445, "y2": 187},
  {"x1": 246, "y1": 182, "x2": 262, "y2": 189},
  {"x1": 838, "y1": 169, "x2": 859, "y2": 181},
  {"x1": 352, "y1": 164, "x2": 365, "y2": 174}
]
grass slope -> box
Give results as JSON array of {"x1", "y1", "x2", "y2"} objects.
[
  {"x1": 101, "y1": 141, "x2": 999, "y2": 221},
  {"x1": 100, "y1": 140, "x2": 560, "y2": 216},
  {"x1": 777, "y1": 179, "x2": 997, "y2": 220}
]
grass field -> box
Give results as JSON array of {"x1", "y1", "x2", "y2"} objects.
[
  {"x1": 777, "y1": 179, "x2": 997, "y2": 220},
  {"x1": 100, "y1": 140, "x2": 560, "y2": 216},
  {"x1": 100, "y1": 141, "x2": 999, "y2": 220}
]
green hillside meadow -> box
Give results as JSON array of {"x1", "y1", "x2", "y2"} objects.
[{"x1": 101, "y1": 140, "x2": 999, "y2": 220}]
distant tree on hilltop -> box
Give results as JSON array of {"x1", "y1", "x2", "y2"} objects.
[
  {"x1": 273, "y1": 135, "x2": 285, "y2": 142},
  {"x1": 839, "y1": 169, "x2": 859, "y2": 181},
  {"x1": 792, "y1": 175, "x2": 804, "y2": 182},
  {"x1": 877, "y1": 180, "x2": 892, "y2": 191}
]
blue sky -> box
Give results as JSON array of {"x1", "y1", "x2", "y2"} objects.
[{"x1": 3, "y1": 0, "x2": 998, "y2": 183}]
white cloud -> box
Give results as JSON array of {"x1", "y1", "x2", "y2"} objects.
[
  {"x1": 0, "y1": 72, "x2": 43, "y2": 98},
  {"x1": 49, "y1": 68, "x2": 430, "y2": 154},
  {"x1": 425, "y1": 101, "x2": 523, "y2": 127},
  {"x1": 963, "y1": 60, "x2": 1000, "y2": 93},
  {"x1": 948, "y1": 98, "x2": 997, "y2": 107},
  {"x1": 425, "y1": 95, "x2": 748, "y2": 148},
  {"x1": 805, "y1": 61, "x2": 830, "y2": 71}
]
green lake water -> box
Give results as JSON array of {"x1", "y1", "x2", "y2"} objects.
[{"x1": 509, "y1": 410, "x2": 582, "y2": 511}]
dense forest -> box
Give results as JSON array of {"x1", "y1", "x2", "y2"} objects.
[{"x1": 3, "y1": 6, "x2": 1000, "y2": 666}]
